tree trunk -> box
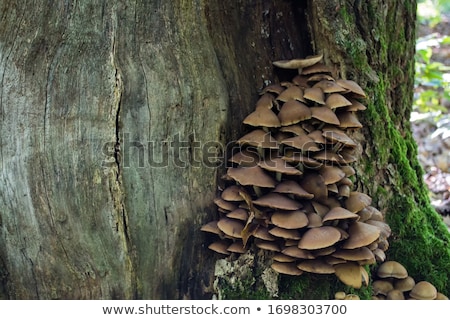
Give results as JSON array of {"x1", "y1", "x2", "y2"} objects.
[{"x1": 0, "y1": 0, "x2": 448, "y2": 300}]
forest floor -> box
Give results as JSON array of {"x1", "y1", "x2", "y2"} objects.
[{"x1": 414, "y1": 13, "x2": 450, "y2": 230}]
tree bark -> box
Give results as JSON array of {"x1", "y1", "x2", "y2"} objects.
[{"x1": 0, "y1": 0, "x2": 448, "y2": 299}]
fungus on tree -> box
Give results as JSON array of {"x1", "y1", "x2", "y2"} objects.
[{"x1": 201, "y1": 54, "x2": 392, "y2": 290}]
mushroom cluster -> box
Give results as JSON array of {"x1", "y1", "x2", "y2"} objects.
[
  {"x1": 202, "y1": 54, "x2": 391, "y2": 289},
  {"x1": 372, "y1": 260, "x2": 449, "y2": 300}
]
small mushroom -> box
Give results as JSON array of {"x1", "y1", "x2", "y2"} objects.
[
  {"x1": 394, "y1": 276, "x2": 415, "y2": 292},
  {"x1": 387, "y1": 289, "x2": 405, "y2": 300},
  {"x1": 334, "y1": 262, "x2": 363, "y2": 289},
  {"x1": 217, "y1": 217, "x2": 245, "y2": 239},
  {"x1": 409, "y1": 281, "x2": 437, "y2": 300},
  {"x1": 208, "y1": 240, "x2": 231, "y2": 255},
  {"x1": 243, "y1": 106, "x2": 281, "y2": 130},
  {"x1": 322, "y1": 206, "x2": 360, "y2": 223},
  {"x1": 377, "y1": 260, "x2": 408, "y2": 279},
  {"x1": 271, "y1": 261, "x2": 304, "y2": 276},
  {"x1": 282, "y1": 246, "x2": 315, "y2": 259},
  {"x1": 345, "y1": 191, "x2": 372, "y2": 213},
  {"x1": 297, "y1": 260, "x2": 335, "y2": 274},
  {"x1": 310, "y1": 106, "x2": 340, "y2": 125},
  {"x1": 372, "y1": 280, "x2": 394, "y2": 296},
  {"x1": 304, "y1": 87, "x2": 325, "y2": 105}
]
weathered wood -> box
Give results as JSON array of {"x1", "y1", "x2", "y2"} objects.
[{"x1": 1, "y1": 0, "x2": 449, "y2": 300}]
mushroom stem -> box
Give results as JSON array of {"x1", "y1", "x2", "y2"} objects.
[
  {"x1": 253, "y1": 186, "x2": 263, "y2": 197},
  {"x1": 256, "y1": 146, "x2": 265, "y2": 159},
  {"x1": 276, "y1": 171, "x2": 282, "y2": 182}
]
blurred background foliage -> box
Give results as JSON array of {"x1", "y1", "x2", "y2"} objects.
[{"x1": 414, "y1": 0, "x2": 450, "y2": 221}]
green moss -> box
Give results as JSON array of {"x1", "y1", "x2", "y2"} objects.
[{"x1": 278, "y1": 273, "x2": 372, "y2": 300}]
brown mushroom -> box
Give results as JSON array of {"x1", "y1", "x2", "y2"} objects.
[
  {"x1": 217, "y1": 217, "x2": 244, "y2": 239},
  {"x1": 271, "y1": 210, "x2": 309, "y2": 229},
  {"x1": 304, "y1": 87, "x2": 325, "y2": 105},
  {"x1": 334, "y1": 262, "x2": 363, "y2": 289},
  {"x1": 342, "y1": 221, "x2": 381, "y2": 249},
  {"x1": 273, "y1": 54, "x2": 323, "y2": 70},
  {"x1": 377, "y1": 260, "x2": 408, "y2": 279},
  {"x1": 271, "y1": 261, "x2": 303, "y2": 276},
  {"x1": 298, "y1": 226, "x2": 342, "y2": 250},
  {"x1": 372, "y1": 280, "x2": 394, "y2": 296},
  {"x1": 278, "y1": 100, "x2": 312, "y2": 125},
  {"x1": 243, "y1": 106, "x2": 281, "y2": 129},
  {"x1": 253, "y1": 192, "x2": 302, "y2": 211},
  {"x1": 409, "y1": 281, "x2": 437, "y2": 300},
  {"x1": 208, "y1": 240, "x2": 231, "y2": 255},
  {"x1": 310, "y1": 106, "x2": 340, "y2": 125},
  {"x1": 297, "y1": 260, "x2": 335, "y2": 274},
  {"x1": 394, "y1": 276, "x2": 415, "y2": 292},
  {"x1": 345, "y1": 191, "x2": 372, "y2": 213},
  {"x1": 273, "y1": 180, "x2": 314, "y2": 199},
  {"x1": 282, "y1": 246, "x2": 315, "y2": 259},
  {"x1": 276, "y1": 86, "x2": 305, "y2": 103}
]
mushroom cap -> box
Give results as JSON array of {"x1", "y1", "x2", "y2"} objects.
[
  {"x1": 243, "y1": 107, "x2": 281, "y2": 128},
  {"x1": 208, "y1": 240, "x2": 231, "y2": 255},
  {"x1": 334, "y1": 291, "x2": 347, "y2": 300},
  {"x1": 213, "y1": 197, "x2": 238, "y2": 212},
  {"x1": 302, "y1": 62, "x2": 333, "y2": 75},
  {"x1": 228, "y1": 149, "x2": 260, "y2": 167},
  {"x1": 221, "y1": 185, "x2": 246, "y2": 201},
  {"x1": 278, "y1": 100, "x2": 312, "y2": 125},
  {"x1": 322, "y1": 127, "x2": 357, "y2": 147},
  {"x1": 325, "y1": 93, "x2": 353, "y2": 109},
  {"x1": 299, "y1": 172, "x2": 328, "y2": 200},
  {"x1": 227, "y1": 166, "x2": 277, "y2": 188},
  {"x1": 436, "y1": 292, "x2": 449, "y2": 300},
  {"x1": 297, "y1": 260, "x2": 335, "y2": 274},
  {"x1": 372, "y1": 280, "x2": 395, "y2": 296},
  {"x1": 304, "y1": 87, "x2": 325, "y2": 105},
  {"x1": 236, "y1": 129, "x2": 279, "y2": 149},
  {"x1": 334, "y1": 262, "x2": 363, "y2": 289},
  {"x1": 226, "y1": 208, "x2": 249, "y2": 221},
  {"x1": 271, "y1": 261, "x2": 303, "y2": 275},
  {"x1": 227, "y1": 241, "x2": 247, "y2": 254},
  {"x1": 272, "y1": 54, "x2": 323, "y2": 69},
  {"x1": 394, "y1": 276, "x2": 416, "y2": 292},
  {"x1": 276, "y1": 86, "x2": 305, "y2": 102},
  {"x1": 281, "y1": 134, "x2": 321, "y2": 152},
  {"x1": 282, "y1": 246, "x2": 315, "y2": 259},
  {"x1": 310, "y1": 106, "x2": 340, "y2": 125},
  {"x1": 347, "y1": 98, "x2": 367, "y2": 111},
  {"x1": 319, "y1": 166, "x2": 346, "y2": 184},
  {"x1": 308, "y1": 130, "x2": 327, "y2": 144},
  {"x1": 261, "y1": 83, "x2": 285, "y2": 96},
  {"x1": 253, "y1": 192, "x2": 302, "y2": 211},
  {"x1": 253, "y1": 226, "x2": 277, "y2": 241},
  {"x1": 306, "y1": 212, "x2": 323, "y2": 228},
  {"x1": 337, "y1": 111, "x2": 363, "y2": 128},
  {"x1": 345, "y1": 191, "x2": 372, "y2": 213},
  {"x1": 336, "y1": 79, "x2": 367, "y2": 98},
  {"x1": 268, "y1": 226, "x2": 301, "y2": 240},
  {"x1": 258, "y1": 157, "x2": 303, "y2": 176},
  {"x1": 313, "y1": 80, "x2": 347, "y2": 94},
  {"x1": 280, "y1": 124, "x2": 307, "y2": 136},
  {"x1": 322, "y1": 207, "x2": 360, "y2": 223},
  {"x1": 273, "y1": 253, "x2": 297, "y2": 262},
  {"x1": 344, "y1": 294, "x2": 360, "y2": 300},
  {"x1": 271, "y1": 210, "x2": 309, "y2": 229},
  {"x1": 274, "y1": 180, "x2": 314, "y2": 199},
  {"x1": 217, "y1": 217, "x2": 244, "y2": 239},
  {"x1": 409, "y1": 281, "x2": 437, "y2": 300},
  {"x1": 386, "y1": 289, "x2": 405, "y2": 300},
  {"x1": 332, "y1": 247, "x2": 375, "y2": 262},
  {"x1": 298, "y1": 226, "x2": 342, "y2": 250},
  {"x1": 255, "y1": 93, "x2": 275, "y2": 109},
  {"x1": 200, "y1": 220, "x2": 222, "y2": 235},
  {"x1": 377, "y1": 260, "x2": 408, "y2": 279},
  {"x1": 255, "y1": 239, "x2": 280, "y2": 252},
  {"x1": 342, "y1": 221, "x2": 381, "y2": 249}
]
